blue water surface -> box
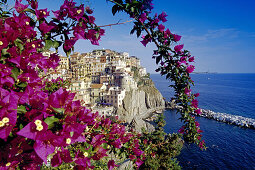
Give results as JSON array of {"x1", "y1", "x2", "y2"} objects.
[{"x1": 150, "y1": 73, "x2": 255, "y2": 169}]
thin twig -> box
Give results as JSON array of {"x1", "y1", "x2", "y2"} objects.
[{"x1": 98, "y1": 19, "x2": 135, "y2": 28}]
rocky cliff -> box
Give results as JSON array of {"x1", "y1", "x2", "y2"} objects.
[{"x1": 116, "y1": 79, "x2": 165, "y2": 124}]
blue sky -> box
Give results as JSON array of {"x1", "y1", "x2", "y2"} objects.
[{"x1": 38, "y1": 0, "x2": 255, "y2": 73}]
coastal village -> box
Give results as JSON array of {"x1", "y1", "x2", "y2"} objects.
[{"x1": 43, "y1": 49, "x2": 150, "y2": 117}]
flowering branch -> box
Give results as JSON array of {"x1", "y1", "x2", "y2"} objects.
[{"x1": 108, "y1": 0, "x2": 206, "y2": 149}]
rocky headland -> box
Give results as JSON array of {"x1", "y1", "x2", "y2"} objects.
[{"x1": 117, "y1": 79, "x2": 165, "y2": 132}]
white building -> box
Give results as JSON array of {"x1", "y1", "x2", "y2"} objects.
[
  {"x1": 92, "y1": 106, "x2": 114, "y2": 117},
  {"x1": 139, "y1": 67, "x2": 147, "y2": 77},
  {"x1": 73, "y1": 89, "x2": 91, "y2": 105},
  {"x1": 105, "y1": 86, "x2": 126, "y2": 108}
]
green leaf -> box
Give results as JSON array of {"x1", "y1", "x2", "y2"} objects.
[
  {"x1": 2, "y1": 48, "x2": 9, "y2": 56},
  {"x1": 44, "y1": 40, "x2": 53, "y2": 50},
  {"x1": 136, "y1": 28, "x2": 141, "y2": 37},
  {"x1": 17, "y1": 82, "x2": 28, "y2": 88},
  {"x1": 44, "y1": 116, "x2": 59, "y2": 129},
  {"x1": 95, "y1": 32, "x2": 100, "y2": 39},
  {"x1": 24, "y1": 8, "x2": 35, "y2": 14},
  {"x1": 156, "y1": 56, "x2": 162, "y2": 65},
  {"x1": 17, "y1": 105, "x2": 27, "y2": 114},
  {"x1": 130, "y1": 7, "x2": 134, "y2": 13},
  {"x1": 11, "y1": 67, "x2": 19, "y2": 81},
  {"x1": 70, "y1": 131, "x2": 74, "y2": 137},
  {"x1": 112, "y1": 4, "x2": 119, "y2": 16},
  {"x1": 130, "y1": 27, "x2": 136, "y2": 35},
  {"x1": 52, "y1": 107, "x2": 65, "y2": 114},
  {"x1": 52, "y1": 40, "x2": 62, "y2": 49},
  {"x1": 19, "y1": 124, "x2": 23, "y2": 130},
  {"x1": 14, "y1": 39, "x2": 24, "y2": 52}
]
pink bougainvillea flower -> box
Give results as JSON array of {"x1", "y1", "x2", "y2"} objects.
[
  {"x1": 91, "y1": 147, "x2": 108, "y2": 160},
  {"x1": 48, "y1": 87, "x2": 75, "y2": 109},
  {"x1": 17, "y1": 116, "x2": 48, "y2": 140},
  {"x1": 39, "y1": 21, "x2": 55, "y2": 35},
  {"x1": 75, "y1": 157, "x2": 93, "y2": 169},
  {"x1": 135, "y1": 158, "x2": 144, "y2": 168},
  {"x1": 0, "y1": 37, "x2": 9, "y2": 51},
  {"x1": 184, "y1": 88, "x2": 191, "y2": 95},
  {"x1": 133, "y1": 148, "x2": 144, "y2": 157},
  {"x1": 199, "y1": 140, "x2": 205, "y2": 149},
  {"x1": 90, "y1": 134, "x2": 106, "y2": 147},
  {"x1": 85, "y1": 6, "x2": 93, "y2": 14},
  {"x1": 139, "y1": 13, "x2": 147, "y2": 23},
  {"x1": 85, "y1": 29, "x2": 104, "y2": 45},
  {"x1": 63, "y1": 38, "x2": 77, "y2": 52},
  {"x1": 158, "y1": 24, "x2": 165, "y2": 32},
  {"x1": 88, "y1": 16, "x2": 95, "y2": 24},
  {"x1": 188, "y1": 56, "x2": 195, "y2": 62},
  {"x1": 0, "y1": 110, "x2": 17, "y2": 140},
  {"x1": 51, "y1": 149, "x2": 72, "y2": 167},
  {"x1": 129, "y1": 154, "x2": 136, "y2": 160},
  {"x1": 194, "y1": 93, "x2": 200, "y2": 97},
  {"x1": 178, "y1": 126, "x2": 185, "y2": 134},
  {"x1": 174, "y1": 44, "x2": 184, "y2": 52},
  {"x1": 73, "y1": 4, "x2": 85, "y2": 21},
  {"x1": 35, "y1": 9, "x2": 50, "y2": 20},
  {"x1": 197, "y1": 128, "x2": 203, "y2": 133},
  {"x1": 158, "y1": 11, "x2": 168, "y2": 22},
  {"x1": 29, "y1": 0, "x2": 38, "y2": 9},
  {"x1": 164, "y1": 28, "x2": 171, "y2": 38},
  {"x1": 195, "y1": 109, "x2": 201, "y2": 115},
  {"x1": 108, "y1": 160, "x2": 118, "y2": 170},
  {"x1": 173, "y1": 34, "x2": 182, "y2": 42},
  {"x1": 0, "y1": 88, "x2": 19, "y2": 110},
  {"x1": 52, "y1": 10, "x2": 67, "y2": 20},
  {"x1": 73, "y1": 24, "x2": 86, "y2": 40},
  {"x1": 186, "y1": 65, "x2": 195, "y2": 73},
  {"x1": 34, "y1": 139, "x2": 55, "y2": 164},
  {"x1": 8, "y1": 55, "x2": 21, "y2": 67},
  {"x1": 180, "y1": 56, "x2": 186, "y2": 62},
  {"x1": 191, "y1": 99, "x2": 198, "y2": 108},
  {"x1": 111, "y1": 138, "x2": 122, "y2": 149},
  {"x1": 195, "y1": 121, "x2": 200, "y2": 127},
  {"x1": 48, "y1": 53, "x2": 60, "y2": 69},
  {"x1": 150, "y1": 18, "x2": 159, "y2": 26},
  {"x1": 140, "y1": 35, "x2": 151, "y2": 47},
  {"x1": 14, "y1": 0, "x2": 29, "y2": 13}
]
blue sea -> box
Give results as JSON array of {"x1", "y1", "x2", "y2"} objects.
[{"x1": 150, "y1": 73, "x2": 255, "y2": 169}]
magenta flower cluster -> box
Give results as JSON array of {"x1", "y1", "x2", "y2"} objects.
[{"x1": 0, "y1": 0, "x2": 145, "y2": 169}]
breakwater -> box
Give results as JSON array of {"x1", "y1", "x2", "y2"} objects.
[
  {"x1": 165, "y1": 102, "x2": 255, "y2": 129},
  {"x1": 198, "y1": 109, "x2": 255, "y2": 129}
]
